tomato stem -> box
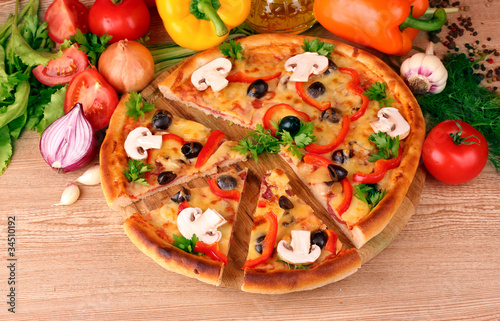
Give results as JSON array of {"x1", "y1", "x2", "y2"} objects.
[{"x1": 450, "y1": 120, "x2": 480, "y2": 146}]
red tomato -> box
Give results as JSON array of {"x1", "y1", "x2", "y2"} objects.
[
  {"x1": 88, "y1": 0, "x2": 150, "y2": 43},
  {"x1": 422, "y1": 120, "x2": 489, "y2": 185},
  {"x1": 64, "y1": 69, "x2": 119, "y2": 131},
  {"x1": 44, "y1": 0, "x2": 89, "y2": 43},
  {"x1": 141, "y1": 0, "x2": 156, "y2": 7},
  {"x1": 32, "y1": 46, "x2": 88, "y2": 86}
]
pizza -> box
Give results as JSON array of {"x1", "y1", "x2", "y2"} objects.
[
  {"x1": 100, "y1": 92, "x2": 248, "y2": 209},
  {"x1": 123, "y1": 168, "x2": 248, "y2": 286},
  {"x1": 158, "y1": 33, "x2": 425, "y2": 249},
  {"x1": 241, "y1": 169, "x2": 361, "y2": 294}
]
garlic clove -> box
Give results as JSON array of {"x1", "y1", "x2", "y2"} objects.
[
  {"x1": 76, "y1": 163, "x2": 101, "y2": 185},
  {"x1": 54, "y1": 183, "x2": 80, "y2": 206}
]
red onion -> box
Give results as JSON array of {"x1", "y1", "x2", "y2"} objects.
[{"x1": 40, "y1": 103, "x2": 96, "y2": 172}]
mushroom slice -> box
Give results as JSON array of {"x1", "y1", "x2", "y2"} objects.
[
  {"x1": 277, "y1": 230, "x2": 321, "y2": 265},
  {"x1": 177, "y1": 207, "x2": 227, "y2": 244},
  {"x1": 284, "y1": 52, "x2": 329, "y2": 82},
  {"x1": 190, "y1": 58, "x2": 232, "y2": 92},
  {"x1": 370, "y1": 107, "x2": 411, "y2": 139},
  {"x1": 124, "y1": 127, "x2": 163, "y2": 160}
]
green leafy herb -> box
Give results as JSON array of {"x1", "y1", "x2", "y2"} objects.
[
  {"x1": 363, "y1": 82, "x2": 394, "y2": 107},
  {"x1": 416, "y1": 53, "x2": 500, "y2": 171},
  {"x1": 172, "y1": 234, "x2": 199, "y2": 254},
  {"x1": 302, "y1": 38, "x2": 335, "y2": 58},
  {"x1": 368, "y1": 132, "x2": 399, "y2": 162},
  {"x1": 354, "y1": 183, "x2": 386, "y2": 210},
  {"x1": 125, "y1": 91, "x2": 155, "y2": 121},
  {"x1": 124, "y1": 159, "x2": 153, "y2": 186},
  {"x1": 279, "y1": 121, "x2": 316, "y2": 159},
  {"x1": 218, "y1": 39, "x2": 244, "y2": 59},
  {"x1": 68, "y1": 29, "x2": 112, "y2": 66},
  {"x1": 277, "y1": 258, "x2": 311, "y2": 271}
]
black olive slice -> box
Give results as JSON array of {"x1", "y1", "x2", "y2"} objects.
[
  {"x1": 217, "y1": 175, "x2": 238, "y2": 190},
  {"x1": 152, "y1": 110, "x2": 173, "y2": 130},
  {"x1": 255, "y1": 234, "x2": 266, "y2": 254},
  {"x1": 278, "y1": 115, "x2": 301, "y2": 137},
  {"x1": 327, "y1": 164, "x2": 348, "y2": 182},
  {"x1": 307, "y1": 82, "x2": 326, "y2": 98},
  {"x1": 170, "y1": 187, "x2": 191, "y2": 203},
  {"x1": 320, "y1": 107, "x2": 342, "y2": 123},
  {"x1": 181, "y1": 142, "x2": 203, "y2": 159},
  {"x1": 310, "y1": 230, "x2": 327, "y2": 249},
  {"x1": 278, "y1": 196, "x2": 294, "y2": 210},
  {"x1": 247, "y1": 79, "x2": 268, "y2": 99},
  {"x1": 324, "y1": 59, "x2": 338, "y2": 75},
  {"x1": 157, "y1": 171, "x2": 177, "y2": 185},
  {"x1": 331, "y1": 149, "x2": 352, "y2": 164}
]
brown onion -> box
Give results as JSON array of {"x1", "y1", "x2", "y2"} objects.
[{"x1": 98, "y1": 40, "x2": 154, "y2": 93}]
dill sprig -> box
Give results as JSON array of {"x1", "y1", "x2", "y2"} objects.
[{"x1": 416, "y1": 53, "x2": 500, "y2": 171}]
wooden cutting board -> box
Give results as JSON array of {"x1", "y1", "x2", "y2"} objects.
[{"x1": 122, "y1": 67, "x2": 426, "y2": 290}]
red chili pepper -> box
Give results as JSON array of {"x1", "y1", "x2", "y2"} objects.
[
  {"x1": 295, "y1": 82, "x2": 331, "y2": 111},
  {"x1": 262, "y1": 103, "x2": 311, "y2": 136},
  {"x1": 242, "y1": 211, "x2": 278, "y2": 269},
  {"x1": 303, "y1": 153, "x2": 333, "y2": 168},
  {"x1": 353, "y1": 147, "x2": 403, "y2": 184},
  {"x1": 323, "y1": 229, "x2": 338, "y2": 254},
  {"x1": 194, "y1": 241, "x2": 228, "y2": 265},
  {"x1": 305, "y1": 115, "x2": 350, "y2": 154},
  {"x1": 338, "y1": 67, "x2": 369, "y2": 121},
  {"x1": 177, "y1": 200, "x2": 189, "y2": 214},
  {"x1": 226, "y1": 71, "x2": 282, "y2": 83},
  {"x1": 336, "y1": 177, "x2": 353, "y2": 216},
  {"x1": 208, "y1": 178, "x2": 241, "y2": 201},
  {"x1": 195, "y1": 130, "x2": 225, "y2": 168}
]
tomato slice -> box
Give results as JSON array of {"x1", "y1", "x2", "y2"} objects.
[
  {"x1": 32, "y1": 46, "x2": 88, "y2": 86},
  {"x1": 44, "y1": 0, "x2": 90, "y2": 43},
  {"x1": 64, "y1": 69, "x2": 119, "y2": 131}
]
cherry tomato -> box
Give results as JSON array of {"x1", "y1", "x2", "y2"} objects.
[
  {"x1": 422, "y1": 120, "x2": 489, "y2": 185},
  {"x1": 32, "y1": 46, "x2": 88, "y2": 86},
  {"x1": 64, "y1": 69, "x2": 119, "y2": 131},
  {"x1": 44, "y1": 0, "x2": 89, "y2": 43},
  {"x1": 88, "y1": 0, "x2": 150, "y2": 43}
]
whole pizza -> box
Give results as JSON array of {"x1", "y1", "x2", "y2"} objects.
[{"x1": 100, "y1": 33, "x2": 425, "y2": 293}]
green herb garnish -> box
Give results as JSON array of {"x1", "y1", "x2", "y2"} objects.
[
  {"x1": 124, "y1": 159, "x2": 153, "y2": 186},
  {"x1": 302, "y1": 38, "x2": 335, "y2": 58},
  {"x1": 278, "y1": 121, "x2": 316, "y2": 159},
  {"x1": 416, "y1": 53, "x2": 500, "y2": 171},
  {"x1": 277, "y1": 258, "x2": 311, "y2": 271},
  {"x1": 218, "y1": 39, "x2": 244, "y2": 59},
  {"x1": 354, "y1": 183, "x2": 386, "y2": 210},
  {"x1": 68, "y1": 29, "x2": 112, "y2": 65},
  {"x1": 125, "y1": 91, "x2": 155, "y2": 121},
  {"x1": 172, "y1": 234, "x2": 200, "y2": 254},
  {"x1": 363, "y1": 82, "x2": 394, "y2": 107},
  {"x1": 368, "y1": 132, "x2": 399, "y2": 162}
]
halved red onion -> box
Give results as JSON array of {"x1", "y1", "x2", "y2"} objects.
[{"x1": 40, "y1": 103, "x2": 96, "y2": 172}]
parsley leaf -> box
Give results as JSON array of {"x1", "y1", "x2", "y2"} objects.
[
  {"x1": 302, "y1": 38, "x2": 335, "y2": 58},
  {"x1": 124, "y1": 159, "x2": 153, "y2": 186},
  {"x1": 69, "y1": 29, "x2": 112, "y2": 65},
  {"x1": 354, "y1": 183, "x2": 386, "y2": 210},
  {"x1": 218, "y1": 39, "x2": 244, "y2": 59},
  {"x1": 368, "y1": 132, "x2": 399, "y2": 162},
  {"x1": 277, "y1": 258, "x2": 311, "y2": 271},
  {"x1": 125, "y1": 91, "x2": 155, "y2": 121},
  {"x1": 172, "y1": 234, "x2": 201, "y2": 255},
  {"x1": 280, "y1": 121, "x2": 316, "y2": 159},
  {"x1": 363, "y1": 82, "x2": 394, "y2": 107}
]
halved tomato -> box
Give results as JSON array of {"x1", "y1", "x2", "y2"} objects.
[
  {"x1": 32, "y1": 46, "x2": 88, "y2": 86},
  {"x1": 64, "y1": 69, "x2": 119, "y2": 131},
  {"x1": 45, "y1": 0, "x2": 90, "y2": 43}
]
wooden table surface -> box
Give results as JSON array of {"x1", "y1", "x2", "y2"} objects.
[{"x1": 1, "y1": 0, "x2": 500, "y2": 320}]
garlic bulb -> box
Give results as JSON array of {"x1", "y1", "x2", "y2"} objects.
[
  {"x1": 54, "y1": 183, "x2": 80, "y2": 206},
  {"x1": 76, "y1": 163, "x2": 101, "y2": 185},
  {"x1": 400, "y1": 42, "x2": 448, "y2": 95}
]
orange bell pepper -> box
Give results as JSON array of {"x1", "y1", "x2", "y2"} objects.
[{"x1": 313, "y1": 0, "x2": 446, "y2": 56}]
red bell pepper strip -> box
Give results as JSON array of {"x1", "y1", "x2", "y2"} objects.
[
  {"x1": 242, "y1": 211, "x2": 278, "y2": 269},
  {"x1": 353, "y1": 147, "x2": 403, "y2": 184},
  {"x1": 194, "y1": 241, "x2": 228, "y2": 265},
  {"x1": 177, "y1": 200, "x2": 189, "y2": 214},
  {"x1": 208, "y1": 178, "x2": 241, "y2": 201},
  {"x1": 336, "y1": 178, "x2": 353, "y2": 216},
  {"x1": 338, "y1": 67, "x2": 369, "y2": 121},
  {"x1": 303, "y1": 153, "x2": 333, "y2": 168},
  {"x1": 305, "y1": 115, "x2": 350, "y2": 154},
  {"x1": 161, "y1": 133, "x2": 185, "y2": 145},
  {"x1": 226, "y1": 71, "x2": 282, "y2": 83},
  {"x1": 323, "y1": 229, "x2": 338, "y2": 254},
  {"x1": 195, "y1": 130, "x2": 225, "y2": 168},
  {"x1": 295, "y1": 82, "x2": 331, "y2": 111},
  {"x1": 257, "y1": 200, "x2": 267, "y2": 208},
  {"x1": 263, "y1": 103, "x2": 311, "y2": 136}
]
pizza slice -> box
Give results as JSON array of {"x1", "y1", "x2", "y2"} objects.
[
  {"x1": 100, "y1": 93, "x2": 248, "y2": 209},
  {"x1": 241, "y1": 169, "x2": 361, "y2": 294},
  {"x1": 124, "y1": 168, "x2": 248, "y2": 286}
]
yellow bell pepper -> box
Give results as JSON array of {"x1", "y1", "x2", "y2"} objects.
[{"x1": 157, "y1": 0, "x2": 251, "y2": 51}]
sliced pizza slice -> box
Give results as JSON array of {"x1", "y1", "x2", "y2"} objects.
[
  {"x1": 124, "y1": 168, "x2": 248, "y2": 286},
  {"x1": 241, "y1": 169, "x2": 361, "y2": 294},
  {"x1": 100, "y1": 93, "x2": 248, "y2": 209}
]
